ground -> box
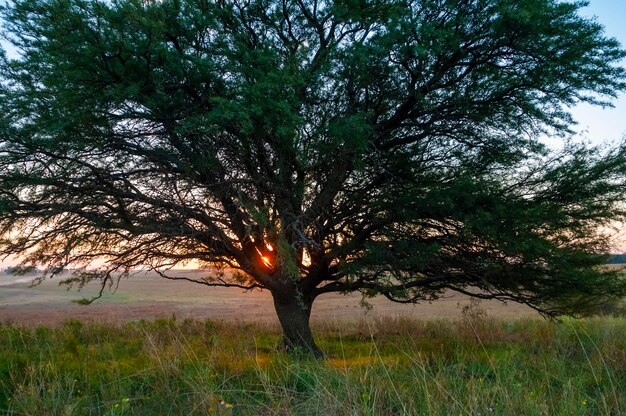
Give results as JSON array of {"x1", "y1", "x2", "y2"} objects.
[
  {"x1": 0, "y1": 270, "x2": 536, "y2": 326},
  {"x1": 2, "y1": 271, "x2": 625, "y2": 415}
]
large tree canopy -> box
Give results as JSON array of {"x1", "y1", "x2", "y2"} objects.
[{"x1": 1, "y1": 0, "x2": 626, "y2": 356}]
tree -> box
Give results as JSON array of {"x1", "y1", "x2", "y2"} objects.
[{"x1": 1, "y1": 0, "x2": 626, "y2": 357}]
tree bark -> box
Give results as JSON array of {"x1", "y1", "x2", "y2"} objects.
[{"x1": 271, "y1": 290, "x2": 323, "y2": 358}]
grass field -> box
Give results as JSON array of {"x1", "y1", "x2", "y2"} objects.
[{"x1": 1, "y1": 307, "x2": 625, "y2": 415}]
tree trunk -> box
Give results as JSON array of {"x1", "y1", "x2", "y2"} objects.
[{"x1": 271, "y1": 290, "x2": 323, "y2": 358}]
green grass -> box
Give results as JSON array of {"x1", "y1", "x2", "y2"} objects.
[{"x1": 1, "y1": 314, "x2": 625, "y2": 415}]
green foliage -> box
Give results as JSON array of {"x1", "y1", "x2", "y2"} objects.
[{"x1": 1, "y1": 318, "x2": 626, "y2": 415}]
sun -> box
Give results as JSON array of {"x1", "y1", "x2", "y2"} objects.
[{"x1": 261, "y1": 255, "x2": 272, "y2": 268}]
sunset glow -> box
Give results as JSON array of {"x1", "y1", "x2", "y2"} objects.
[
  {"x1": 301, "y1": 248, "x2": 311, "y2": 268},
  {"x1": 254, "y1": 244, "x2": 274, "y2": 268},
  {"x1": 261, "y1": 256, "x2": 272, "y2": 268}
]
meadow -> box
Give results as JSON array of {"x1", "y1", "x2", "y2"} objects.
[{"x1": 1, "y1": 307, "x2": 625, "y2": 415}]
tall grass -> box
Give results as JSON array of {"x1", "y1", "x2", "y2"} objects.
[{"x1": 1, "y1": 313, "x2": 625, "y2": 415}]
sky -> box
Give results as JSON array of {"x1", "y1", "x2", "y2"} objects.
[
  {"x1": 570, "y1": 0, "x2": 626, "y2": 146},
  {"x1": 0, "y1": 0, "x2": 626, "y2": 268}
]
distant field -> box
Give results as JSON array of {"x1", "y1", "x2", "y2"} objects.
[{"x1": 0, "y1": 270, "x2": 537, "y2": 326}]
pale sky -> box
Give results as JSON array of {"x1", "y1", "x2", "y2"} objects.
[{"x1": 571, "y1": 0, "x2": 626, "y2": 146}]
